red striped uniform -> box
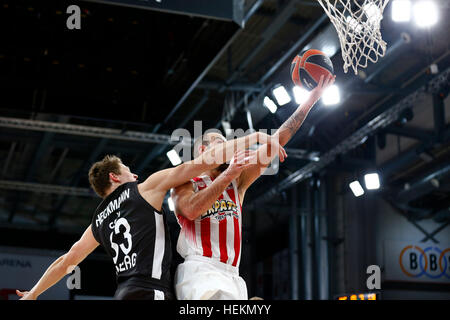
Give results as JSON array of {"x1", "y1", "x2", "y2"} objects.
[{"x1": 176, "y1": 175, "x2": 242, "y2": 268}]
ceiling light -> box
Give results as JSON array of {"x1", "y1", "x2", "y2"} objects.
[
  {"x1": 413, "y1": 1, "x2": 438, "y2": 28},
  {"x1": 346, "y1": 16, "x2": 363, "y2": 34},
  {"x1": 392, "y1": 0, "x2": 411, "y2": 22},
  {"x1": 272, "y1": 85, "x2": 291, "y2": 106},
  {"x1": 363, "y1": 2, "x2": 382, "y2": 26},
  {"x1": 263, "y1": 96, "x2": 278, "y2": 113},
  {"x1": 349, "y1": 181, "x2": 365, "y2": 197},
  {"x1": 322, "y1": 84, "x2": 340, "y2": 106},
  {"x1": 293, "y1": 86, "x2": 310, "y2": 105},
  {"x1": 167, "y1": 149, "x2": 182, "y2": 166},
  {"x1": 364, "y1": 173, "x2": 380, "y2": 190}
]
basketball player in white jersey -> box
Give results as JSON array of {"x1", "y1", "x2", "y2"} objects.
[{"x1": 172, "y1": 74, "x2": 335, "y2": 300}]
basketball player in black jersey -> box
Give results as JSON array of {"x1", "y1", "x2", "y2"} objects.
[{"x1": 15, "y1": 132, "x2": 286, "y2": 300}]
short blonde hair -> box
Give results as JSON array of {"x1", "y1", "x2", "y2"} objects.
[{"x1": 88, "y1": 155, "x2": 122, "y2": 198}]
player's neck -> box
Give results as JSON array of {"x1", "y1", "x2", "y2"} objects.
[
  {"x1": 202, "y1": 168, "x2": 221, "y2": 180},
  {"x1": 104, "y1": 183, "x2": 121, "y2": 198}
]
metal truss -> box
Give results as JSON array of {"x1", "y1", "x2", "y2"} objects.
[
  {"x1": 85, "y1": 0, "x2": 245, "y2": 26},
  {"x1": 0, "y1": 116, "x2": 192, "y2": 146},
  {"x1": 0, "y1": 116, "x2": 318, "y2": 162},
  {"x1": 251, "y1": 67, "x2": 450, "y2": 205},
  {"x1": 0, "y1": 180, "x2": 94, "y2": 197}
]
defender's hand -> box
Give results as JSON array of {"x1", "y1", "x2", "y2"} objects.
[
  {"x1": 224, "y1": 150, "x2": 258, "y2": 179},
  {"x1": 268, "y1": 135, "x2": 287, "y2": 163},
  {"x1": 16, "y1": 290, "x2": 37, "y2": 300},
  {"x1": 257, "y1": 133, "x2": 287, "y2": 163}
]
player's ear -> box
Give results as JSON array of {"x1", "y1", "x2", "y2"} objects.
[
  {"x1": 109, "y1": 172, "x2": 120, "y2": 183},
  {"x1": 198, "y1": 144, "x2": 207, "y2": 155}
]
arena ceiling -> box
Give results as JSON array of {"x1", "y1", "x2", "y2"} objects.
[{"x1": 0, "y1": 0, "x2": 449, "y2": 247}]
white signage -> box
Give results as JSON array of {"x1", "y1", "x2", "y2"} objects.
[
  {"x1": 384, "y1": 241, "x2": 450, "y2": 283},
  {"x1": 0, "y1": 247, "x2": 70, "y2": 300}
]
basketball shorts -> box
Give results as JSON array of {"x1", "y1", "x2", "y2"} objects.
[
  {"x1": 114, "y1": 278, "x2": 174, "y2": 300},
  {"x1": 174, "y1": 255, "x2": 248, "y2": 300}
]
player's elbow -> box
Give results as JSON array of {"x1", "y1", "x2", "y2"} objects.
[
  {"x1": 61, "y1": 245, "x2": 81, "y2": 272},
  {"x1": 178, "y1": 207, "x2": 197, "y2": 221}
]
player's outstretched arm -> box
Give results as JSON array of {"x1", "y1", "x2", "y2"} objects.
[
  {"x1": 237, "y1": 74, "x2": 335, "y2": 194},
  {"x1": 275, "y1": 74, "x2": 335, "y2": 147},
  {"x1": 16, "y1": 226, "x2": 99, "y2": 300}
]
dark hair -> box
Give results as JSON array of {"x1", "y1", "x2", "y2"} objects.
[{"x1": 88, "y1": 155, "x2": 122, "y2": 198}]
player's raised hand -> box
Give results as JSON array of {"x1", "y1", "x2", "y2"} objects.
[
  {"x1": 257, "y1": 133, "x2": 287, "y2": 163},
  {"x1": 268, "y1": 135, "x2": 287, "y2": 163},
  {"x1": 309, "y1": 74, "x2": 336, "y2": 103},
  {"x1": 16, "y1": 289, "x2": 37, "y2": 300},
  {"x1": 225, "y1": 150, "x2": 258, "y2": 179}
]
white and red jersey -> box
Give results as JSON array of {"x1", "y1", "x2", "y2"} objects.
[{"x1": 176, "y1": 174, "x2": 243, "y2": 268}]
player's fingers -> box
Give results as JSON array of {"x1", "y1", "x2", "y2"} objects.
[
  {"x1": 324, "y1": 74, "x2": 332, "y2": 87},
  {"x1": 281, "y1": 146, "x2": 288, "y2": 161},
  {"x1": 233, "y1": 150, "x2": 246, "y2": 162},
  {"x1": 240, "y1": 163, "x2": 255, "y2": 170},
  {"x1": 329, "y1": 74, "x2": 336, "y2": 87},
  {"x1": 235, "y1": 153, "x2": 249, "y2": 165},
  {"x1": 278, "y1": 147, "x2": 285, "y2": 162},
  {"x1": 318, "y1": 75, "x2": 324, "y2": 88},
  {"x1": 16, "y1": 290, "x2": 24, "y2": 297}
]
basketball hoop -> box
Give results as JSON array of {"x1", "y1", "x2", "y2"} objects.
[{"x1": 316, "y1": 0, "x2": 391, "y2": 74}]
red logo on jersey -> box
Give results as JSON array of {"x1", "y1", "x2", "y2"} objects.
[{"x1": 202, "y1": 199, "x2": 239, "y2": 221}]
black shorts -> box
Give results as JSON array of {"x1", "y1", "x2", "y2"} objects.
[{"x1": 114, "y1": 285, "x2": 174, "y2": 300}]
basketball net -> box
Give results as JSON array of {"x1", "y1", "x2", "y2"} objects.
[{"x1": 316, "y1": 0, "x2": 390, "y2": 74}]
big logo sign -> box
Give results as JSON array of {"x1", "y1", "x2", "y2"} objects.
[
  {"x1": 384, "y1": 241, "x2": 450, "y2": 283},
  {"x1": 399, "y1": 245, "x2": 450, "y2": 279}
]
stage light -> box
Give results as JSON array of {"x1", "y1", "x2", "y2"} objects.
[
  {"x1": 168, "y1": 197, "x2": 175, "y2": 211},
  {"x1": 346, "y1": 16, "x2": 363, "y2": 34},
  {"x1": 349, "y1": 181, "x2": 365, "y2": 197},
  {"x1": 263, "y1": 96, "x2": 278, "y2": 113},
  {"x1": 413, "y1": 1, "x2": 438, "y2": 28},
  {"x1": 272, "y1": 85, "x2": 291, "y2": 106},
  {"x1": 322, "y1": 85, "x2": 340, "y2": 106},
  {"x1": 363, "y1": 2, "x2": 382, "y2": 26},
  {"x1": 167, "y1": 149, "x2": 182, "y2": 166},
  {"x1": 293, "y1": 86, "x2": 310, "y2": 105},
  {"x1": 364, "y1": 173, "x2": 380, "y2": 190},
  {"x1": 321, "y1": 44, "x2": 338, "y2": 57},
  {"x1": 392, "y1": 0, "x2": 411, "y2": 22}
]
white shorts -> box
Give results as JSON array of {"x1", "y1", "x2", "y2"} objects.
[{"x1": 174, "y1": 255, "x2": 248, "y2": 300}]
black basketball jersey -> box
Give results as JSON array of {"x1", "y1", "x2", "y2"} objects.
[{"x1": 91, "y1": 181, "x2": 172, "y2": 291}]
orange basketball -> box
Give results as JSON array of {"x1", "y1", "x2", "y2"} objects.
[{"x1": 291, "y1": 49, "x2": 334, "y2": 91}]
